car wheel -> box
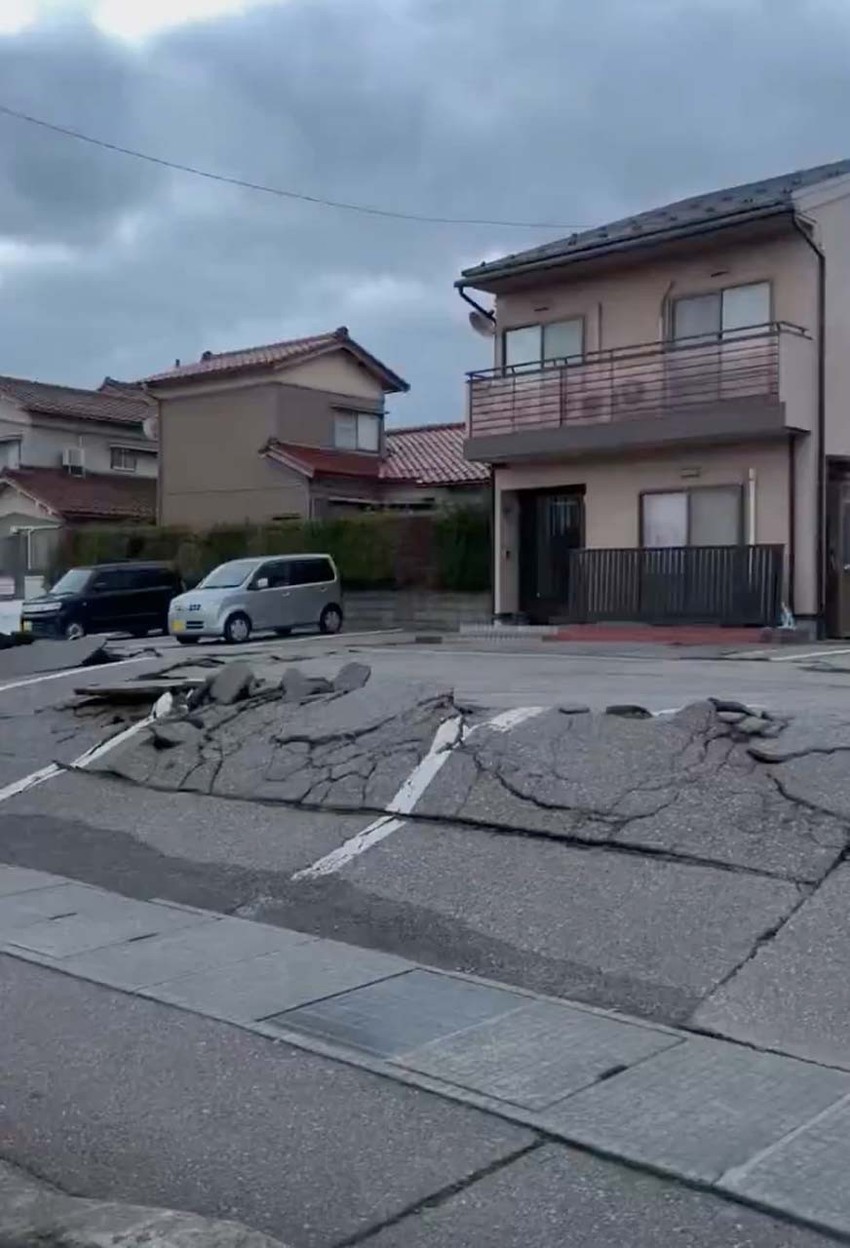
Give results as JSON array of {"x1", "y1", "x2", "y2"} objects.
[
  {"x1": 64, "y1": 620, "x2": 86, "y2": 641},
  {"x1": 175, "y1": 637, "x2": 200, "y2": 646},
  {"x1": 319, "y1": 604, "x2": 343, "y2": 635},
  {"x1": 223, "y1": 612, "x2": 252, "y2": 644},
  {"x1": 274, "y1": 627, "x2": 292, "y2": 638}
]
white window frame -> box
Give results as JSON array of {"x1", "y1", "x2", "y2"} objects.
[
  {"x1": 0, "y1": 439, "x2": 21, "y2": 470},
  {"x1": 502, "y1": 319, "x2": 584, "y2": 372},
  {"x1": 671, "y1": 282, "x2": 771, "y2": 343},
  {"x1": 640, "y1": 487, "x2": 743, "y2": 549},
  {"x1": 334, "y1": 411, "x2": 381, "y2": 452}
]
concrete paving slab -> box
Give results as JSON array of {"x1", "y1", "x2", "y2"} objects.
[
  {"x1": 693, "y1": 863, "x2": 850, "y2": 1068},
  {"x1": 398, "y1": 998, "x2": 682, "y2": 1110},
  {"x1": 545, "y1": 1037, "x2": 850, "y2": 1182},
  {"x1": 339, "y1": 824, "x2": 802, "y2": 1021},
  {"x1": 144, "y1": 938, "x2": 411, "y2": 1022},
  {"x1": 0, "y1": 865, "x2": 63, "y2": 896},
  {"x1": 54, "y1": 916, "x2": 312, "y2": 990},
  {"x1": 271, "y1": 969, "x2": 526, "y2": 1057},
  {"x1": 362, "y1": 1142, "x2": 838, "y2": 1248},
  {"x1": 3, "y1": 897, "x2": 206, "y2": 959},
  {"x1": 723, "y1": 1096, "x2": 850, "y2": 1239},
  {"x1": 0, "y1": 956, "x2": 535, "y2": 1248},
  {"x1": 0, "y1": 882, "x2": 144, "y2": 937}
]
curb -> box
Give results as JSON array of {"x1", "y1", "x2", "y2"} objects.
[{"x1": 0, "y1": 1161, "x2": 289, "y2": 1248}]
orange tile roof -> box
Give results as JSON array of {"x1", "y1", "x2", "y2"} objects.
[
  {"x1": 0, "y1": 375, "x2": 152, "y2": 428},
  {"x1": 144, "y1": 326, "x2": 408, "y2": 393},
  {"x1": 1, "y1": 467, "x2": 156, "y2": 522}
]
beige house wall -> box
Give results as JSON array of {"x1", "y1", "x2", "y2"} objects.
[
  {"x1": 284, "y1": 351, "x2": 386, "y2": 401},
  {"x1": 794, "y1": 179, "x2": 850, "y2": 458},
  {"x1": 495, "y1": 440, "x2": 815, "y2": 617},
  {"x1": 496, "y1": 233, "x2": 818, "y2": 358},
  {"x1": 158, "y1": 383, "x2": 310, "y2": 526}
]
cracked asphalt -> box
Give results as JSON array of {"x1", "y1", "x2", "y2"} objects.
[{"x1": 5, "y1": 633, "x2": 850, "y2": 1244}]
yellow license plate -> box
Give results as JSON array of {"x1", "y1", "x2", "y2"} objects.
[
  {"x1": 21, "y1": 620, "x2": 31, "y2": 632},
  {"x1": 171, "y1": 619, "x2": 185, "y2": 632}
]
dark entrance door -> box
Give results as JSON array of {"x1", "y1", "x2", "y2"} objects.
[
  {"x1": 827, "y1": 476, "x2": 850, "y2": 637},
  {"x1": 519, "y1": 489, "x2": 584, "y2": 623}
]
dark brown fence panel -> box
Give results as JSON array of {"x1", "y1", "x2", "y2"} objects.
[{"x1": 565, "y1": 545, "x2": 783, "y2": 626}]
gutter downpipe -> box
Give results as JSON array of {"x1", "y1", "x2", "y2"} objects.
[
  {"x1": 792, "y1": 215, "x2": 826, "y2": 635},
  {"x1": 457, "y1": 285, "x2": 497, "y2": 324}
]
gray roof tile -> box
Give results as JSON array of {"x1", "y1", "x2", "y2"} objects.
[{"x1": 462, "y1": 159, "x2": 850, "y2": 283}]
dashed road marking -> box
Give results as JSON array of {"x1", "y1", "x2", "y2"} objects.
[
  {"x1": 293, "y1": 706, "x2": 546, "y2": 880},
  {"x1": 0, "y1": 692, "x2": 172, "y2": 805}
]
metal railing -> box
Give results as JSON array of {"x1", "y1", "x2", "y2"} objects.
[
  {"x1": 561, "y1": 544, "x2": 783, "y2": 626},
  {"x1": 467, "y1": 323, "x2": 809, "y2": 438}
]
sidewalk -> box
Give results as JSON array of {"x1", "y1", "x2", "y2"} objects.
[{"x1": 2, "y1": 864, "x2": 850, "y2": 1242}]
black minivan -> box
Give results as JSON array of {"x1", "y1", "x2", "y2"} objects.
[{"x1": 21, "y1": 563, "x2": 184, "y2": 640}]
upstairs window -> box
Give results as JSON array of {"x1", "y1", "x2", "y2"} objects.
[
  {"x1": 334, "y1": 411, "x2": 381, "y2": 452},
  {"x1": 0, "y1": 440, "x2": 20, "y2": 469},
  {"x1": 110, "y1": 446, "x2": 138, "y2": 473},
  {"x1": 503, "y1": 319, "x2": 583, "y2": 371},
  {"x1": 672, "y1": 282, "x2": 770, "y2": 343}
]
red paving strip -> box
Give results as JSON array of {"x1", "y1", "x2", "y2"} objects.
[{"x1": 543, "y1": 625, "x2": 767, "y2": 647}]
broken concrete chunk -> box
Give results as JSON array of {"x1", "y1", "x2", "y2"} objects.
[
  {"x1": 207, "y1": 661, "x2": 255, "y2": 706},
  {"x1": 151, "y1": 720, "x2": 202, "y2": 749},
  {"x1": 709, "y1": 698, "x2": 751, "y2": 715},
  {"x1": 605, "y1": 704, "x2": 651, "y2": 720},
  {"x1": 736, "y1": 715, "x2": 770, "y2": 736},
  {"x1": 717, "y1": 710, "x2": 746, "y2": 725},
  {"x1": 558, "y1": 702, "x2": 591, "y2": 715},
  {"x1": 280, "y1": 668, "x2": 334, "y2": 703},
  {"x1": 333, "y1": 661, "x2": 371, "y2": 694}
]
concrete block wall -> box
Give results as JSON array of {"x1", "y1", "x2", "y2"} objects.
[{"x1": 343, "y1": 590, "x2": 491, "y2": 633}]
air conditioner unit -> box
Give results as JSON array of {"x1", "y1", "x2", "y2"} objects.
[{"x1": 62, "y1": 447, "x2": 85, "y2": 475}]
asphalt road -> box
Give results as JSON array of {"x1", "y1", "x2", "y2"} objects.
[{"x1": 3, "y1": 632, "x2": 850, "y2": 1244}]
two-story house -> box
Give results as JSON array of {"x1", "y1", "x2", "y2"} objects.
[
  {"x1": 148, "y1": 326, "x2": 487, "y2": 523},
  {"x1": 0, "y1": 376, "x2": 157, "y2": 549},
  {"x1": 461, "y1": 159, "x2": 850, "y2": 636}
]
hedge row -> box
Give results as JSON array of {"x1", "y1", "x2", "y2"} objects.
[{"x1": 55, "y1": 508, "x2": 492, "y2": 594}]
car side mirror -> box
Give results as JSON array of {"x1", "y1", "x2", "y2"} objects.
[{"x1": 254, "y1": 577, "x2": 269, "y2": 591}]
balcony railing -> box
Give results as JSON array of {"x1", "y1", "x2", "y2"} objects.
[{"x1": 467, "y1": 322, "x2": 810, "y2": 439}]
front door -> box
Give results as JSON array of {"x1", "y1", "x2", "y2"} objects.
[{"x1": 519, "y1": 489, "x2": 584, "y2": 623}]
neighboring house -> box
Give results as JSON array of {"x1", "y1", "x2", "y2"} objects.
[
  {"x1": 266, "y1": 422, "x2": 489, "y2": 513},
  {"x1": 459, "y1": 159, "x2": 850, "y2": 635},
  {"x1": 147, "y1": 327, "x2": 487, "y2": 523},
  {"x1": 0, "y1": 376, "x2": 157, "y2": 549}
]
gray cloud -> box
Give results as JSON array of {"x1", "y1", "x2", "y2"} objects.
[{"x1": 0, "y1": 0, "x2": 849, "y2": 424}]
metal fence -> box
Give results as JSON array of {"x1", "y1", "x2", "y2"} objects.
[{"x1": 563, "y1": 544, "x2": 784, "y2": 626}]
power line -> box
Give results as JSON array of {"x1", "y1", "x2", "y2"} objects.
[{"x1": 0, "y1": 101, "x2": 578, "y2": 231}]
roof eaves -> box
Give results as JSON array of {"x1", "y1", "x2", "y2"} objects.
[
  {"x1": 0, "y1": 471, "x2": 60, "y2": 517},
  {"x1": 262, "y1": 443, "x2": 315, "y2": 479},
  {"x1": 458, "y1": 202, "x2": 794, "y2": 287}
]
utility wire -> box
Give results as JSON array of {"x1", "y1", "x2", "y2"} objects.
[{"x1": 0, "y1": 101, "x2": 579, "y2": 231}]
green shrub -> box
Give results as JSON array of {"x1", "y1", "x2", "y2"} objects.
[{"x1": 56, "y1": 508, "x2": 492, "y2": 594}]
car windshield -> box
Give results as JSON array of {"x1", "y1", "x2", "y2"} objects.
[
  {"x1": 49, "y1": 568, "x2": 92, "y2": 595},
  {"x1": 197, "y1": 560, "x2": 257, "y2": 590}
]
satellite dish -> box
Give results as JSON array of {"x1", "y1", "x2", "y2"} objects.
[
  {"x1": 142, "y1": 413, "x2": 159, "y2": 442},
  {"x1": 469, "y1": 309, "x2": 496, "y2": 338}
]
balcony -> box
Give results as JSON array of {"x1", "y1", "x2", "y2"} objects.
[{"x1": 466, "y1": 322, "x2": 814, "y2": 462}]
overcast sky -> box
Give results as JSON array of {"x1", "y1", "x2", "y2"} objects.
[{"x1": 1, "y1": 0, "x2": 849, "y2": 426}]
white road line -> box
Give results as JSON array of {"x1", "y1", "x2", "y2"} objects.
[
  {"x1": 0, "y1": 692, "x2": 172, "y2": 805},
  {"x1": 0, "y1": 654, "x2": 150, "y2": 694},
  {"x1": 768, "y1": 647, "x2": 850, "y2": 663},
  {"x1": 294, "y1": 706, "x2": 546, "y2": 881},
  {"x1": 481, "y1": 706, "x2": 545, "y2": 732}
]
